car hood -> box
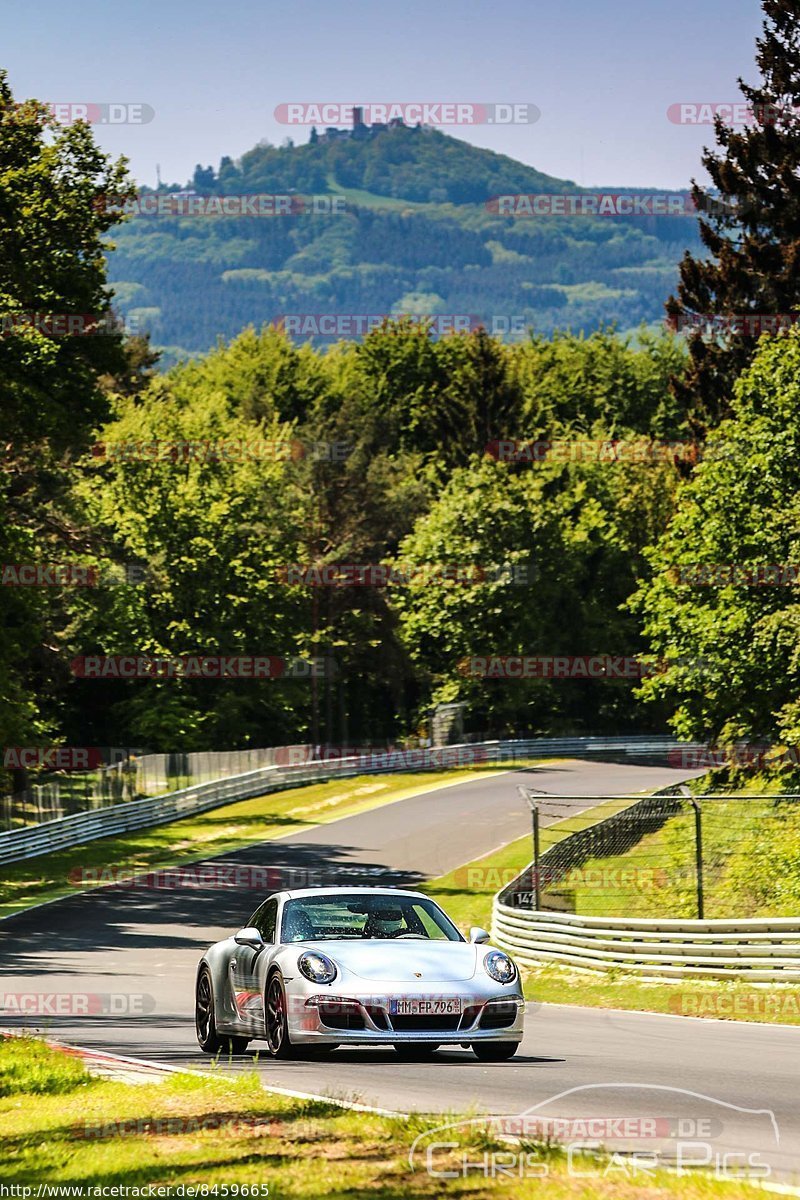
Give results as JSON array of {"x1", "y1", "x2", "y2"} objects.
[{"x1": 305, "y1": 939, "x2": 482, "y2": 983}]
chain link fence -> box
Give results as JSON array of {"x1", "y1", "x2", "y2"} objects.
[
  {"x1": 0, "y1": 748, "x2": 311, "y2": 830},
  {"x1": 504, "y1": 789, "x2": 800, "y2": 920}
]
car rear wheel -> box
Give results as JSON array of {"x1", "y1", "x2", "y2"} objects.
[
  {"x1": 393, "y1": 1044, "x2": 440, "y2": 1058},
  {"x1": 472, "y1": 1041, "x2": 519, "y2": 1061},
  {"x1": 265, "y1": 973, "x2": 296, "y2": 1059},
  {"x1": 195, "y1": 967, "x2": 250, "y2": 1055}
]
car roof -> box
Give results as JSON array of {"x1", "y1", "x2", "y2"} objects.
[{"x1": 278, "y1": 886, "x2": 428, "y2": 901}]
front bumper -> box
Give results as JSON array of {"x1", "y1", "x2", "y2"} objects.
[{"x1": 287, "y1": 992, "x2": 526, "y2": 1045}]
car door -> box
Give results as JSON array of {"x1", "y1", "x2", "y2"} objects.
[{"x1": 229, "y1": 898, "x2": 277, "y2": 1035}]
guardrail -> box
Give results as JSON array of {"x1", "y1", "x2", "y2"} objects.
[
  {"x1": 1, "y1": 733, "x2": 690, "y2": 830},
  {"x1": 492, "y1": 904, "x2": 800, "y2": 981},
  {"x1": 491, "y1": 783, "x2": 800, "y2": 980},
  {"x1": 0, "y1": 734, "x2": 694, "y2": 865}
]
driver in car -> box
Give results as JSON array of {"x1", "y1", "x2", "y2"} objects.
[{"x1": 364, "y1": 907, "x2": 406, "y2": 938}]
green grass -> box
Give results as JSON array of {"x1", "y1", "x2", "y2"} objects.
[
  {"x1": 0, "y1": 765, "x2": 515, "y2": 920},
  {"x1": 522, "y1": 964, "x2": 800, "y2": 1025},
  {"x1": 543, "y1": 794, "x2": 800, "y2": 919},
  {"x1": 324, "y1": 173, "x2": 429, "y2": 211},
  {"x1": 421, "y1": 796, "x2": 639, "y2": 932},
  {"x1": 0, "y1": 1036, "x2": 91, "y2": 1096},
  {"x1": 0, "y1": 1037, "x2": 764, "y2": 1196}
]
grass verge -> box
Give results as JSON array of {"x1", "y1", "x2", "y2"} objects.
[
  {"x1": 0, "y1": 764, "x2": 520, "y2": 920},
  {"x1": 421, "y1": 796, "x2": 636, "y2": 932},
  {"x1": 522, "y1": 963, "x2": 800, "y2": 1025},
  {"x1": 553, "y1": 795, "x2": 800, "y2": 919},
  {"x1": 0, "y1": 1036, "x2": 765, "y2": 1196}
]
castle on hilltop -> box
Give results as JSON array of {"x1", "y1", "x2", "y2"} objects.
[{"x1": 315, "y1": 106, "x2": 411, "y2": 144}]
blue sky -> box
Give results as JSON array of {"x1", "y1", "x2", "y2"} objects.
[{"x1": 4, "y1": 0, "x2": 764, "y2": 190}]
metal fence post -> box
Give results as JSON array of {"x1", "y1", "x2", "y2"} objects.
[
  {"x1": 677, "y1": 784, "x2": 704, "y2": 919},
  {"x1": 690, "y1": 797, "x2": 704, "y2": 919},
  {"x1": 532, "y1": 799, "x2": 541, "y2": 910},
  {"x1": 518, "y1": 786, "x2": 542, "y2": 910}
]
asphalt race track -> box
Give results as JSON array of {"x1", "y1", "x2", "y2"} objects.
[{"x1": 2, "y1": 759, "x2": 798, "y2": 1183}]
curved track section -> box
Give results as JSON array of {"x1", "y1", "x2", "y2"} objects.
[{"x1": 2, "y1": 760, "x2": 798, "y2": 1180}]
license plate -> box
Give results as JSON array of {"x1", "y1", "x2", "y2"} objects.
[{"x1": 390, "y1": 997, "x2": 462, "y2": 1016}]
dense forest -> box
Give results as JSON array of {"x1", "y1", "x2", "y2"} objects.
[
  {"x1": 3, "y1": 0, "x2": 800, "y2": 778},
  {"x1": 8, "y1": 304, "x2": 800, "y2": 760}
]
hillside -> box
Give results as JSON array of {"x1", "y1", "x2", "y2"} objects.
[{"x1": 106, "y1": 123, "x2": 703, "y2": 362}]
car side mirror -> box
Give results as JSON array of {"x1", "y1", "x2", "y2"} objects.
[
  {"x1": 234, "y1": 926, "x2": 265, "y2": 949},
  {"x1": 469, "y1": 926, "x2": 491, "y2": 944}
]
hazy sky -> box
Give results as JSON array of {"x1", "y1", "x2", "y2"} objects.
[{"x1": 4, "y1": 0, "x2": 764, "y2": 190}]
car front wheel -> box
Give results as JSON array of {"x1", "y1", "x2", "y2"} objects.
[
  {"x1": 195, "y1": 966, "x2": 249, "y2": 1055},
  {"x1": 472, "y1": 1041, "x2": 519, "y2": 1061},
  {"x1": 265, "y1": 973, "x2": 296, "y2": 1059}
]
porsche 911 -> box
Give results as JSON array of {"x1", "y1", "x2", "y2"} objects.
[{"x1": 195, "y1": 886, "x2": 524, "y2": 1060}]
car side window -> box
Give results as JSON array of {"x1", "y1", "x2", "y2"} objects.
[
  {"x1": 411, "y1": 903, "x2": 450, "y2": 939},
  {"x1": 255, "y1": 898, "x2": 278, "y2": 943}
]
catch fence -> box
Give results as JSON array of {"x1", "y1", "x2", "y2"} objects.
[{"x1": 492, "y1": 786, "x2": 800, "y2": 978}]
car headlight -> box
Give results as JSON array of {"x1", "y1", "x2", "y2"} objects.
[
  {"x1": 298, "y1": 950, "x2": 337, "y2": 984},
  {"x1": 484, "y1": 950, "x2": 516, "y2": 984}
]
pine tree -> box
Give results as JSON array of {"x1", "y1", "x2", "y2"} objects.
[{"x1": 667, "y1": 0, "x2": 800, "y2": 430}]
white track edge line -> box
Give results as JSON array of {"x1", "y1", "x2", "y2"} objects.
[{"x1": 0, "y1": 1027, "x2": 408, "y2": 1118}]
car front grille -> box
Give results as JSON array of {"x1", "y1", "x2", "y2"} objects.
[
  {"x1": 318, "y1": 1003, "x2": 365, "y2": 1031},
  {"x1": 389, "y1": 1014, "x2": 462, "y2": 1032},
  {"x1": 364, "y1": 1004, "x2": 390, "y2": 1030},
  {"x1": 317, "y1": 1000, "x2": 516, "y2": 1035},
  {"x1": 479, "y1": 1002, "x2": 518, "y2": 1030},
  {"x1": 459, "y1": 1005, "x2": 481, "y2": 1029}
]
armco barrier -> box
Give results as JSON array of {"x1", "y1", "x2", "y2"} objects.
[
  {"x1": 0, "y1": 735, "x2": 693, "y2": 864},
  {"x1": 491, "y1": 903, "x2": 800, "y2": 981},
  {"x1": 0, "y1": 752, "x2": 441, "y2": 866},
  {"x1": 3, "y1": 734, "x2": 689, "y2": 830}
]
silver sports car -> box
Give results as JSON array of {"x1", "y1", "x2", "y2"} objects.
[{"x1": 195, "y1": 886, "x2": 524, "y2": 1060}]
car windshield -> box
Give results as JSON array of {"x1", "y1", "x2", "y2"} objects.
[{"x1": 280, "y1": 893, "x2": 463, "y2": 943}]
